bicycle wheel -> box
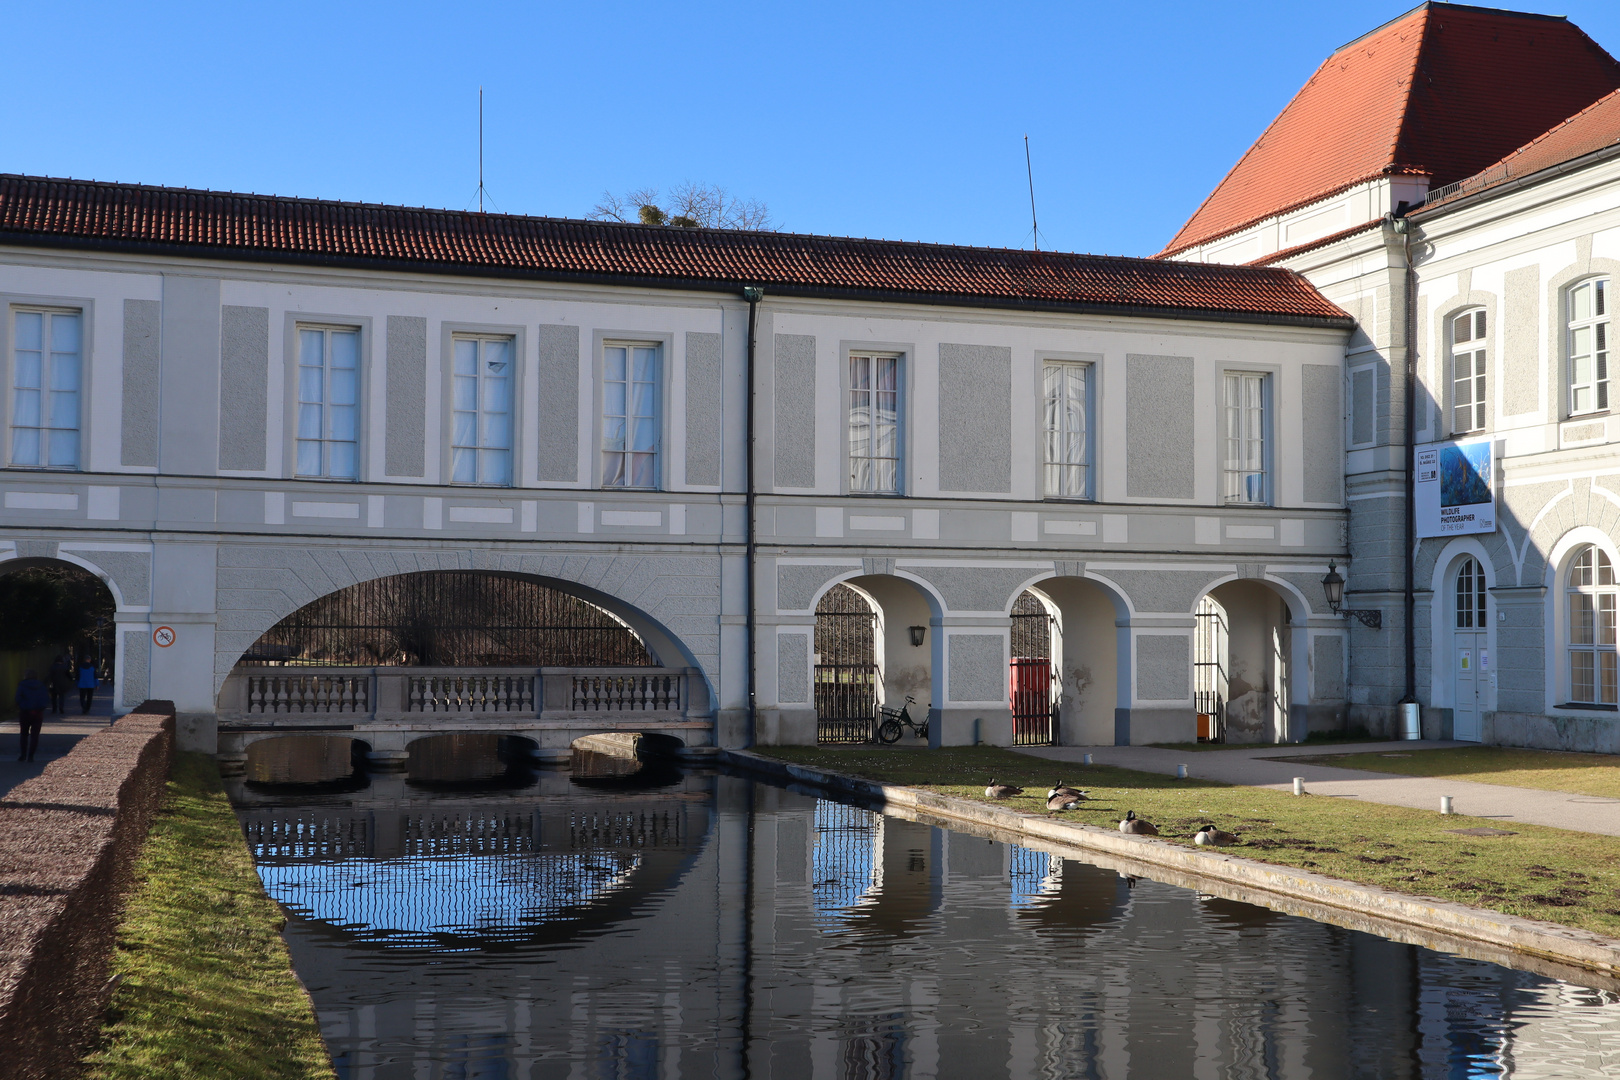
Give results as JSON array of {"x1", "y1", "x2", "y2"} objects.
[
  {"x1": 916, "y1": 720, "x2": 929, "y2": 741},
  {"x1": 878, "y1": 719, "x2": 903, "y2": 744}
]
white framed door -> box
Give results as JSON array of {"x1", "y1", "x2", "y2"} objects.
[{"x1": 1454, "y1": 632, "x2": 1484, "y2": 741}]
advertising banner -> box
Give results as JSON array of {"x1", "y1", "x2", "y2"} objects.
[{"x1": 1415, "y1": 435, "x2": 1494, "y2": 538}]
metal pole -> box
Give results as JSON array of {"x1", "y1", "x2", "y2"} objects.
[{"x1": 1025, "y1": 134, "x2": 1039, "y2": 252}]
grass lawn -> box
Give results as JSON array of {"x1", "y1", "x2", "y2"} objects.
[
  {"x1": 80, "y1": 752, "x2": 336, "y2": 1080},
  {"x1": 1287, "y1": 745, "x2": 1620, "y2": 799},
  {"x1": 758, "y1": 745, "x2": 1620, "y2": 938}
]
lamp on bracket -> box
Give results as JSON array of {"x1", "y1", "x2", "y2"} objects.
[
  {"x1": 909, "y1": 625, "x2": 927, "y2": 647},
  {"x1": 1322, "y1": 560, "x2": 1382, "y2": 629}
]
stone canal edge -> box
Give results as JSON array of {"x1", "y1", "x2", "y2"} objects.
[{"x1": 720, "y1": 749, "x2": 1620, "y2": 992}]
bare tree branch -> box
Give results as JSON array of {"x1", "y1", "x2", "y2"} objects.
[{"x1": 590, "y1": 182, "x2": 772, "y2": 230}]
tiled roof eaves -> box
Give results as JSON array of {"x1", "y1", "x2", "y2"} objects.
[
  {"x1": 1410, "y1": 138, "x2": 1620, "y2": 221},
  {"x1": 0, "y1": 226, "x2": 1352, "y2": 330},
  {"x1": 1245, "y1": 220, "x2": 1387, "y2": 267}
]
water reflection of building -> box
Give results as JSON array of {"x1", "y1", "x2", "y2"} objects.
[{"x1": 249, "y1": 774, "x2": 1620, "y2": 1079}]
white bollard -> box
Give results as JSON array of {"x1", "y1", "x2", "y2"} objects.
[
  {"x1": 1176, "y1": 763, "x2": 1189, "y2": 779},
  {"x1": 1441, "y1": 795, "x2": 1453, "y2": 815},
  {"x1": 1293, "y1": 777, "x2": 1305, "y2": 796},
  {"x1": 1083, "y1": 753, "x2": 1094, "y2": 765}
]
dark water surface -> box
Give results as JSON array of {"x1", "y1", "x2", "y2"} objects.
[{"x1": 230, "y1": 760, "x2": 1620, "y2": 1079}]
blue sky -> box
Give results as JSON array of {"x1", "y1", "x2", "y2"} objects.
[{"x1": 8, "y1": 2, "x2": 1620, "y2": 258}]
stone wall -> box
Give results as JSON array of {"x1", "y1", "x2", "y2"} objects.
[{"x1": 0, "y1": 701, "x2": 175, "y2": 1080}]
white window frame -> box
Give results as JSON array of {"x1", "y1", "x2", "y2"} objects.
[
  {"x1": 847, "y1": 351, "x2": 903, "y2": 495},
  {"x1": 1567, "y1": 277, "x2": 1610, "y2": 417},
  {"x1": 601, "y1": 341, "x2": 662, "y2": 490},
  {"x1": 1450, "y1": 308, "x2": 1488, "y2": 434},
  {"x1": 1221, "y1": 370, "x2": 1270, "y2": 506},
  {"x1": 1455, "y1": 556, "x2": 1487, "y2": 629},
  {"x1": 8, "y1": 307, "x2": 83, "y2": 470},
  {"x1": 1566, "y1": 544, "x2": 1619, "y2": 706},
  {"x1": 1042, "y1": 360, "x2": 1092, "y2": 500},
  {"x1": 294, "y1": 324, "x2": 361, "y2": 480},
  {"x1": 449, "y1": 333, "x2": 515, "y2": 486}
]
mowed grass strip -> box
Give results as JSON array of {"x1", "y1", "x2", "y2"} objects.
[
  {"x1": 1286, "y1": 745, "x2": 1620, "y2": 799},
  {"x1": 81, "y1": 752, "x2": 337, "y2": 1080},
  {"x1": 758, "y1": 745, "x2": 1620, "y2": 938}
]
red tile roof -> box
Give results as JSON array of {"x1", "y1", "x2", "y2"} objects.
[
  {"x1": 0, "y1": 174, "x2": 1348, "y2": 326},
  {"x1": 1421, "y1": 88, "x2": 1620, "y2": 210},
  {"x1": 1160, "y1": 3, "x2": 1620, "y2": 258}
]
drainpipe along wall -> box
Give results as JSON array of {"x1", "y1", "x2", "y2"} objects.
[
  {"x1": 742, "y1": 287, "x2": 763, "y2": 746},
  {"x1": 1396, "y1": 214, "x2": 1417, "y2": 706}
]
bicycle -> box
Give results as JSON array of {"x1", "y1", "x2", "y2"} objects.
[{"x1": 876, "y1": 695, "x2": 929, "y2": 744}]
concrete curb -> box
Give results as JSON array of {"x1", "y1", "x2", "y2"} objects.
[{"x1": 721, "y1": 749, "x2": 1620, "y2": 990}]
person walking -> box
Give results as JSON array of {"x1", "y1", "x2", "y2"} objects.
[
  {"x1": 47, "y1": 655, "x2": 70, "y2": 715},
  {"x1": 14, "y1": 669, "x2": 48, "y2": 761},
  {"x1": 76, "y1": 658, "x2": 98, "y2": 715}
]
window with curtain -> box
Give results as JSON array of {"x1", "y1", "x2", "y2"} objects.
[
  {"x1": 10, "y1": 309, "x2": 81, "y2": 469},
  {"x1": 296, "y1": 326, "x2": 360, "y2": 479},
  {"x1": 1455, "y1": 557, "x2": 1486, "y2": 628},
  {"x1": 1567, "y1": 544, "x2": 1618, "y2": 705},
  {"x1": 1222, "y1": 371, "x2": 1268, "y2": 504},
  {"x1": 451, "y1": 335, "x2": 513, "y2": 485},
  {"x1": 1042, "y1": 362, "x2": 1090, "y2": 499},
  {"x1": 602, "y1": 344, "x2": 660, "y2": 488},
  {"x1": 1451, "y1": 309, "x2": 1487, "y2": 434},
  {"x1": 1568, "y1": 278, "x2": 1609, "y2": 416},
  {"x1": 848, "y1": 353, "x2": 901, "y2": 494}
]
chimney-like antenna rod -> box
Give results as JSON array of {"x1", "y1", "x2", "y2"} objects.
[
  {"x1": 479, "y1": 86, "x2": 485, "y2": 214},
  {"x1": 1024, "y1": 134, "x2": 1039, "y2": 252}
]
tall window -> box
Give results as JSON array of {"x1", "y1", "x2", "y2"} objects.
[
  {"x1": 1455, "y1": 557, "x2": 1486, "y2": 628},
  {"x1": 1567, "y1": 545, "x2": 1618, "y2": 705},
  {"x1": 602, "y1": 344, "x2": 659, "y2": 488},
  {"x1": 848, "y1": 353, "x2": 900, "y2": 494},
  {"x1": 1042, "y1": 362, "x2": 1090, "y2": 499},
  {"x1": 10, "y1": 309, "x2": 81, "y2": 469},
  {"x1": 1568, "y1": 278, "x2": 1609, "y2": 416},
  {"x1": 451, "y1": 335, "x2": 513, "y2": 485},
  {"x1": 1452, "y1": 309, "x2": 1487, "y2": 434},
  {"x1": 296, "y1": 326, "x2": 359, "y2": 479},
  {"x1": 1222, "y1": 372, "x2": 1268, "y2": 504}
]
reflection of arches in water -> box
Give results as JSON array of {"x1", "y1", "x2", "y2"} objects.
[
  {"x1": 1013, "y1": 858, "x2": 1131, "y2": 934},
  {"x1": 1009, "y1": 846, "x2": 1064, "y2": 907},
  {"x1": 242, "y1": 802, "x2": 703, "y2": 949},
  {"x1": 811, "y1": 800, "x2": 881, "y2": 925}
]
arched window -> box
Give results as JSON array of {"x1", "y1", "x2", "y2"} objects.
[
  {"x1": 1455, "y1": 557, "x2": 1486, "y2": 628},
  {"x1": 1451, "y1": 309, "x2": 1487, "y2": 434},
  {"x1": 1568, "y1": 278, "x2": 1609, "y2": 416},
  {"x1": 1567, "y1": 545, "x2": 1618, "y2": 705}
]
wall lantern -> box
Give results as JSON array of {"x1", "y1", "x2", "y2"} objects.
[
  {"x1": 1322, "y1": 560, "x2": 1382, "y2": 628},
  {"x1": 909, "y1": 625, "x2": 927, "y2": 647}
]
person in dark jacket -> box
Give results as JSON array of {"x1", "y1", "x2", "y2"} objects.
[
  {"x1": 76, "y1": 658, "x2": 98, "y2": 715},
  {"x1": 47, "y1": 655, "x2": 70, "y2": 715},
  {"x1": 14, "y1": 669, "x2": 48, "y2": 761}
]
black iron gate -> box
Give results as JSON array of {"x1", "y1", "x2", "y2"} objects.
[
  {"x1": 815, "y1": 584, "x2": 878, "y2": 744},
  {"x1": 1010, "y1": 592, "x2": 1058, "y2": 746},
  {"x1": 1194, "y1": 595, "x2": 1228, "y2": 743}
]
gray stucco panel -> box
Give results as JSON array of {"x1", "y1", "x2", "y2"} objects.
[
  {"x1": 82, "y1": 550, "x2": 152, "y2": 607},
  {"x1": 386, "y1": 316, "x2": 428, "y2": 477},
  {"x1": 904, "y1": 565, "x2": 1036, "y2": 612},
  {"x1": 777, "y1": 564, "x2": 853, "y2": 611},
  {"x1": 948, "y1": 634, "x2": 1005, "y2": 702},
  {"x1": 1302, "y1": 364, "x2": 1342, "y2": 504},
  {"x1": 1351, "y1": 367, "x2": 1374, "y2": 445},
  {"x1": 218, "y1": 305, "x2": 269, "y2": 471},
  {"x1": 1136, "y1": 635, "x2": 1189, "y2": 701},
  {"x1": 937, "y1": 343, "x2": 1011, "y2": 493},
  {"x1": 122, "y1": 629, "x2": 150, "y2": 707},
  {"x1": 774, "y1": 334, "x2": 816, "y2": 488},
  {"x1": 1101, "y1": 569, "x2": 1225, "y2": 614},
  {"x1": 1314, "y1": 635, "x2": 1345, "y2": 700},
  {"x1": 1126, "y1": 355, "x2": 1195, "y2": 499},
  {"x1": 685, "y1": 331, "x2": 722, "y2": 486},
  {"x1": 1503, "y1": 264, "x2": 1540, "y2": 416},
  {"x1": 777, "y1": 633, "x2": 810, "y2": 703},
  {"x1": 121, "y1": 299, "x2": 161, "y2": 467},
  {"x1": 536, "y1": 324, "x2": 579, "y2": 482}
]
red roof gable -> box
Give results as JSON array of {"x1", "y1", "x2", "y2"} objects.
[
  {"x1": 0, "y1": 174, "x2": 1348, "y2": 326},
  {"x1": 1422, "y1": 87, "x2": 1620, "y2": 210},
  {"x1": 1160, "y1": 3, "x2": 1620, "y2": 258}
]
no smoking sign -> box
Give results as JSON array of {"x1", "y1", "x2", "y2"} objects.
[{"x1": 152, "y1": 626, "x2": 176, "y2": 648}]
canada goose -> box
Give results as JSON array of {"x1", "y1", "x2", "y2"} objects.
[
  {"x1": 1047, "y1": 781, "x2": 1084, "y2": 801},
  {"x1": 1194, "y1": 825, "x2": 1238, "y2": 847},
  {"x1": 985, "y1": 779, "x2": 1025, "y2": 799},
  {"x1": 1047, "y1": 791, "x2": 1087, "y2": 811},
  {"x1": 1119, "y1": 811, "x2": 1158, "y2": 835}
]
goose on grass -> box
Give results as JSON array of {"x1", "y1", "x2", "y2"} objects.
[
  {"x1": 985, "y1": 779, "x2": 1025, "y2": 799},
  {"x1": 1194, "y1": 825, "x2": 1238, "y2": 846},
  {"x1": 1118, "y1": 811, "x2": 1158, "y2": 835}
]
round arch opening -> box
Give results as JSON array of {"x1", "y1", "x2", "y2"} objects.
[{"x1": 0, "y1": 557, "x2": 117, "y2": 721}]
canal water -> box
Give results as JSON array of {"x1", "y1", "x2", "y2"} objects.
[{"x1": 229, "y1": 747, "x2": 1620, "y2": 1079}]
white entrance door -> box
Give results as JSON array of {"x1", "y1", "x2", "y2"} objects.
[{"x1": 1454, "y1": 632, "x2": 1484, "y2": 741}]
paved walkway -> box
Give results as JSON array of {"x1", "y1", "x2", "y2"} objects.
[
  {"x1": 1015, "y1": 741, "x2": 1620, "y2": 838},
  {"x1": 0, "y1": 687, "x2": 116, "y2": 798}
]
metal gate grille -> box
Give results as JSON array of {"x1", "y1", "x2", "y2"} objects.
[
  {"x1": 815, "y1": 584, "x2": 878, "y2": 744},
  {"x1": 240, "y1": 571, "x2": 653, "y2": 667},
  {"x1": 1010, "y1": 592, "x2": 1058, "y2": 746},
  {"x1": 1194, "y1": 595, "x2": 1228, "y2": 743}
]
